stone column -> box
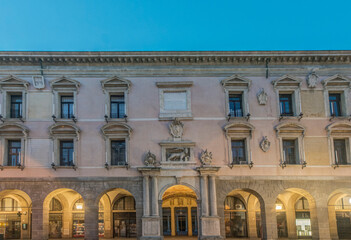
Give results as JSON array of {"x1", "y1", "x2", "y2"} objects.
[
  {"x1": 201, "y1": 175, "x2": 209, "y2": 216},
  {"x1": 262, "y1": 199, "x2": 278, "y2": 240},
  {"x1": 84, "y1": 199, "x2": 99, "y2": 240},
  {"x1": 143, "y1": 175, "x2": 150, "y2": 217},
  {"x1": 31, "y1": 202, "x2": 45, "y2": 240},
  {"x1": 151, "y1": 176, "x2": 159, "y2": 216},
  {"x1": 209, "y1": 175, "x2": 217, "y2": 216},
  {"x1": 315, "y1": 198, "x2": 331, "y2": 240}
]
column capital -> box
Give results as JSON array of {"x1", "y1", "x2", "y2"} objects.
[
  {"x1": 196, "y1": 166, "x2": 220, "y2": 176},
  {"x1": 138, "y1": 166, "x2": 161, "y2": 176}
]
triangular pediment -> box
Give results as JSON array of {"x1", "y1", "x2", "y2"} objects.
[
  {"x1": 322, "y1": 74, "x2": 351, "y2": 88},
  {"x1": 221, "y1": 75, "x2": 251, "y2": 88},
  {"x1": 275, "y1": 122, "x2": 305, "y2": 135},
  {"x1": 272, "y1": 75, "x2": 302, "y2": 88},
  {"x1": 224, "y1": 122, "x2": 255, "y2": 136},
  {"x1": 50, "y1": 76, "x2": 80, "y2": 91},
  {"x1": 326, "y1": 122, "x2": 351, "y2": 135},
  {"x1": 101, "y1": 122, "x2": 132, "y2": 138},
  {"x1": 0, "y1": 75, "x2": 29, "y2": 89},
  {"x1": 101, "y1": 76, "x2": 131, "y2": 92}
]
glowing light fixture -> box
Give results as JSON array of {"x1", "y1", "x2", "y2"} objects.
[
  {"x1": 349, "y1": 198, "x2": 351, "y2": 204},
  {"x1": 276, "y1": 204, "x2": 283, "y2": 210},
  {"x1": 76, "y1": 203, "x2": 83, "y2": 210}
]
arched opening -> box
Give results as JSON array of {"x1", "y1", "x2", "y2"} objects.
[
  {"x1": 98, "y1": 188, "x2": 136, "y2": 238},
  {"x1": 43, "y1": 188, "x2": 84, "y2": 239},
  {"x1": 161, "y1": 185, "x2": 198, "y2": 237},
  {"x1": 224, "y1": 189, "x2": 263, "y2": 238},
  {"x1": 275, "y1": 199, "x2": 288, "y2": 238},
  {"x1": 328, "y1": 190, "x2": 351, "y2": 239},
  {"x1": 295, "y1": 197, "x2": 312, "y2": 238},
  {"x1": 0, "y1": 190, "x2": 32, "y2": 240}
]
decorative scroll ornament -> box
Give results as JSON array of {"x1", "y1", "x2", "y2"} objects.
[
  {"x1": 200, "y1": 149, "x2": 213, "y2": 165},
  {"x1": 306, "y1": 72, "x2": 319, "y2": 88},
  {"x1": 169, "y1": 118, "x2": 184, "y2": 139},
  {"x1": 260, "y1": 136, "x2": 271, "y2": 152},
  {"x1": 144, "y1": 151, "x2": 157, "y2": 166},
  {"x1": 257, "y1": 88, "x2": 268, "y2": 105}
]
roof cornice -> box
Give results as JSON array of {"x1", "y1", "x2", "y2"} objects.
[{"x1": 1, "y1": 50, "x2": 351, "y2": 65}]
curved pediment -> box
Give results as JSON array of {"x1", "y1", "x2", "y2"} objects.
[
  {"x1": 49, "y1": 123, "x2": 80, "y2": 138},
  {"x1": 101, "y1": 122, "x2": 132, "y2": 138},
  {"x1": 101, "y1": 76, "x2": 131, "y2": 92},
  {"x1": 275, "y1": 122, "x2": 305, "y2": 136},
  {"x1": 271, "y1": 75, "x2": 302, "y2": 89},
  {"x1": 322, "y1": 74, "x2": 351, "y2": 88},
  {"x1": 326, "y1": 122, "x2": 351, "y2": 135},
  {"x1": 224, "y1": 122, "x2": 255, "y2": 137},
  {"x1": 0, "y1": 123, "x2": 29, "y2": 137},
  {"x1": 50, "y1": 76, "x2": 80, "y2": 92},
  {"x1": 0, "y1": 75, "x2": 29, "y2": 90},
  {"x1": 221, "y1": 75, "x2": 251, "y2": 88}
]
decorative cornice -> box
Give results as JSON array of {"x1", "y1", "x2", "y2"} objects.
[{"x1": 1, "y1": 51, "x2": 351, "y2": 65}]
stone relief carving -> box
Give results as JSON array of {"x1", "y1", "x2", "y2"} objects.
[
  {"x1": 306, "y1": 72, "x2": 319, "y2": 88},
  {"x1": 144, "y1": 151, "x2": 157, "y2": 166},
  {"x1": 32, "y1": 76, "x2": 45, "y2": 89},
  {"x1": 169, "y1": 118, "x2": 184, "y2": 140},
  {"x1": 260, "y1": 136, "x2": 271, "y2": 152},
  {"x1": 200, "y1": 149, "x2": 212, "y2": 165},
  {"x1": 257, "y1": 88, "x2": 268, "y2": 105},
  {"x1": 166, "y1": 147, "x2": 190, "y2": 162}
]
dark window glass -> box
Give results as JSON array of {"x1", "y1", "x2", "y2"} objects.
[
  {"x1": 276, "y1": 212, "x2": 288, "y2": 238},
  {"x1": 283, "y1": 139, "x2": 299, "y2": 164},
  {"x1": 279, "y1": 94, "x2": 294, "y2": 116},
  {"x1": 111, "y1": 140, "x2": 126, "y2": 165},
  {"x1": 329, "y1": 93, "x2": 342, "y2": 117},
  {"x1": 7, "y1": 140, "x2": 21, "y2": 166},
  {"x1": 334, "y1": 139, "x2": 348, "y2": 165},
  {"x1": 60, "y1": 140, "x2": 74, "y2": 166},
  {"x1": 113, "y1": 196, "x2": 135, "y2": 210},
  {"x1": 61, "y1": 96, "x2": 74, "y2": 119},
  {"x1": 231, "y1": 140, "x2": 246, "y2": 164},
  {"x1": 229, "y1": 94, "x2": 243, "y2": 117},
  {"x1": 110, "y1": 95, "x2": 125, "y2": 118},
  {"x1": 10, "y1": 95, "x2": 22, "y2": 118}
]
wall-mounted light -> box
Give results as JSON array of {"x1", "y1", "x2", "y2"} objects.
[
  {"x1": 75, "y1": 203, "x2": 83, "y2": 210},
  {"x1": 276, "y1": 204, "x2": 283, "y2": 210}
]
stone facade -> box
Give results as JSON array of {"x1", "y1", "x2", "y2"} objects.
[{"x1": 0, "y1": 51, "x2": 351, "y2": 240}]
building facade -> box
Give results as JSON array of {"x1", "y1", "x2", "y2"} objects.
[{"x1": 0, "y1": 51, "x2": 351, "y2": 240}]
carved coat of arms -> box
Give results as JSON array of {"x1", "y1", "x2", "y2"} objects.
[
  {"x1": 200, "y1": 149, "x2": 212, "y2": 165},
  {"x1": 257, "y1": 88, "x2": 268, "y2": 105},
  {"x1": 169, "y1": 118, "x2": 184, "y2": 139},
  {"x1": 260, "y1": 136, "x2": 271, "y2": 152},
  {"x1": 32, "y1": 76, "x2": 45, "y2": 89},
  {"x1": 144, "y1": 151, "x2": 157, "y2": 166},
  {"x1": 306, "y1": 72, "x2": 319, "y2": 88}
]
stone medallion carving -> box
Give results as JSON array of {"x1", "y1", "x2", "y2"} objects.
[
  {"x1": 306, "y1": 72, "x2": 319, "y2": 88},
  {"x1": 169, "y1": 118, "x2": 184, "y2": 140},
  {"x1": 260, "y1": 136, "x2": 271, "y2": 152},
  {"x1": 200, "y1": 149, "x2": 212, "y2": 165},
  {"x1": 144, "y1": 151, "x2": 157, "y2": 166},
  {"x1": 32, "y1": 76, "x2": 45, "y2": 89},
  {"x1": 257, "y1": 88, "x2": 268, "y2": 105}
]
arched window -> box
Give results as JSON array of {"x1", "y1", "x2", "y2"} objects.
[
  {"x1": 113, "y1": 196, "x2": 135, "y2": 210},
  {"x1": 0, "y1": 197, "x2": 19, "y2": 212},
  {"x1": 276, "y1": 199, "x2": 288, "y2": 238},
  {"x1": 295, "y1": 197, "x2": 309, "y2": 210},
  {"x1": 295, "y1": 197, "x2": 312, "y2": 238},
  {"x1": 224, "y1": 196, "x2": 247, "y2": 238},
  {"x1": 73, "y1": 198, "x2": 84, "y2": 211},
  {"x1": 49, "y1": 198, "x2": 62, "y2": 211},
  {"x1": 335, "y1": 195, "x2": 351, "y2": 239}
]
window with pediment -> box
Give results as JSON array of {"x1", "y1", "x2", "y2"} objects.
[
  {"x1": 275, "y1": 122, "x2": 306, "y2": 167},
  {"x1": 224, "y1": 122, "x2": 254, "y2": 167},
  {"x1": 272, "y1": 75, "x2": 302, "y2": 118},
  {"x1": 221, "y1": 75, "x2": 251, "y2": 119},
  {"x1": 50, "y1": 76, "x2": 80, "y2": 122},
  {"x1": 101, "y1": 76, "x2": 131, "y2": 121},
  {"x1": 0, "y1": 75, "x2": 29, "y2": 121},
  {"x1": 101, "y1": 122, "x2": 132, "y2": 168},
  {"x1": 0, "y1": 123, "x2": 28, "y2": 170},
  {"x1": 326, "y1": 122, "x2": 351, "y2": 166},
  {"x1": 49, "y1": 123, "x2": 80, "y2": 169},
  {"x1": 322, "y1": 74, "x2": 351, "y2": 118}
]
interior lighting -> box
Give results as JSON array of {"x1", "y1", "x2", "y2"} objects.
[
  {"x1": 276, "y1": 204, "x2": 282, "y2": 210},
  {"x1": 76, "y1": 203, "x2": 83, "y2": 210}
]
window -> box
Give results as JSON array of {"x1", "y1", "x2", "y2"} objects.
[
  {"x1": 231, "y1": 140, "x2": 246, "y2": 164},
  {"x1": 224, "y1": 196, "x2": 248, "y2": 238},
  {"x1": 60, "y1": 140, "x2": 74, "y2": 166},
  {"x1": 272, "y1": 75, "x2": 302, "y2": 118},
  {"x1": 156, "y1": 81, "x2": 193, "y2": 120},
  {"x1": 334, "y1": 139, "x2": 350, "y2": 165},
  {"x1": 282, "y1": 139, "x2": 299, "y2": 164},
  {"x1": 60, "y1": 95, "x2": 74, "y2": 119},
  {"x1": 10, "y1": 95, "x2": 22, "y2": 118},
  {"x1": 111, "y1": 140, "x2": 126, "y2": 166},
  {"x1": 326, "y1": 122, "x2": 351, "y2": 167},
  {"x1": 0, "y1": 198, "x2": 19, "y2": 212},
  {"x1": 113, "y1": 196, "x2": 135, "y2": 210},
  {"x1": 279, "y1": 94, "x2": 294, "y2": 116},
  {"x1": 7, "y1": 140, "x2": 21, "y2": 166},
  {"x1": 221, "y1": 75, "x2": 251, "y2": 119},
  {"x1": 329, "y1": 93, "x2": 342, "y2": 117},
  {"x1": 110, "y1": 94, "x2": 125, "y2": 118}
]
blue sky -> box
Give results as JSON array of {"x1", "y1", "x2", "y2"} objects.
[{"x1": 0, "y1": 0, "x2": 350, "y2": 51}]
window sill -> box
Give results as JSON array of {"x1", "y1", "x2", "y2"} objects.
[
  {"x1": 105, "y1": 164, "x2": 129, "y2": 170},
  {"x1": 329, "y1": 116, "x2": 351, "y2": 121},
  {"x1": 105, "y1": 118, "x2": 127, "y2": 123},
  {"x1": 52, "y1": 166, "x2": 77, "y2": 171},
  {"x1": 2, "y1": 118, "x2": 26, "y2": 122},
  {"x1": 159, "y1": 112, "x2": 193, "y2": 121},
  {"x1": 0, "y1": 165, "x2": 24, "y2": 171},
  {"x1": 227, "y1": 116, "x2": 247, "y2": 121},
  {"x1": 54, "y1": 118, "x2": 77, "y2": 123}
]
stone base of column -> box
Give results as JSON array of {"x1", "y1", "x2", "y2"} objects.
[
  {"x1": 141, "y1": 216, "x2": 163, "y2": 240},
  {"x1": 200, "y1": 216, "x2": 222, "y2": 239}
]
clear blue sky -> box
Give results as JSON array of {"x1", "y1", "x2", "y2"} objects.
[{"x1": 0, "y1": 0, "x2": 350, "y2": 51}]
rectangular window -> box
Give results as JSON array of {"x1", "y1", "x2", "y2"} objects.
[
  {"x1": 61, "y1": 95, "x2": 74, "y2": 119},
  {"x1": 110, "y1": 94, "x2": 125, "y2": 118},
  {"x1": 334, "y1": 139, "x2": 349, "y2": 165},
  {"x1": 231, "y1": 140, "x2": 246, "y2": 164},
  {"x1": 60, "y1": 140, "x2": 74, "y2": 166},
  {"x1": 163, "y1": 92, "x2": 187, "y2": 111},
  {"x1": 7, "y1": 140, "x2": 21, "y2": 166},
  {"x1": 111, "y1": 140, "x2": 126, "y2": 166},
  {"x1": 229, "y1": 94, "x2": 243, "y2": 117},
  {"x1": 279, "y1": 94, "x2": 294, "y2": 116},
  {"x1": 10, "y1": 95, "x2": 22, "y2": 118},
  {"x1": 283, "y1": 139, "x2": 299, "y2": 164},
  {"x1": 329, "y1": 93, "x2": 342, "y2": 117}
]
